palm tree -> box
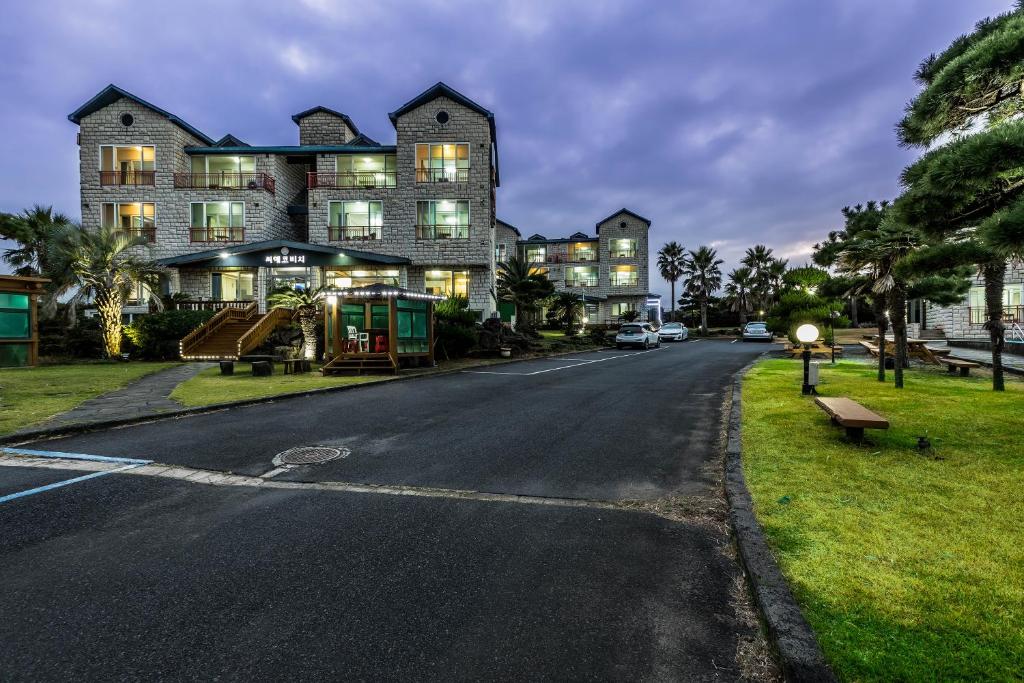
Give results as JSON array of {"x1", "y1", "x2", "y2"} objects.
[
  {"x1": 267, "y1": 285, "x2": 322, "y2": 360},
  {"x1": 497, "y1": 256, "x2": 554, "y2": 330},
  {"x1": 725, "y1": 267, "x2": 755, "y2": 324},
  {"x1": 682, "y1": 246, "x2": 724, "y2": 335},
  {"x1": 766, "y1": 258, "x2": 789, "y2": 308},
  {"x1": 49, "y1": 223, "x2": 162, "y2": 358},
  {"x1": 656, "y1": 241, "x2": 686, "y2": 319},
  {"x1": 0, "y1": 205, "x2": 70, "y2": 277},
  {"x1": 741, "y1": 244, "x2": 774, "y2": 310},
  {"x1": 548, "y1": 291, "x2": 584, "y2": 334}
]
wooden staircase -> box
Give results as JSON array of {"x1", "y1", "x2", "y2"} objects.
[
  {"x1": 320, "y1": 352, "x2": 397, "y2": 375},
  {"x1": 180, "y1": 303, "x2": 295, "y2": 360}
]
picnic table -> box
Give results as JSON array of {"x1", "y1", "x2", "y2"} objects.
[
  {"x1": 784, "y1": 340, "x2": 842, "y2": 358},
  {"x1": 869, "y1": 335, "x2": 949, "y2": 365}
]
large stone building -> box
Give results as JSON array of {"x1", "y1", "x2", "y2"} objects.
[
  {"x1": 68, "y1": 81, "x2": 654, "y2": 325},
  {"x1": 497, "y1": 209, "x2": 658, "y2": 324},
  {"x1": 915, "y1": 263, "x2": 1024, "y2": 347}
]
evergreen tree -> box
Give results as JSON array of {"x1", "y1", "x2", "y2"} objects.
[{"x1": 893, "y1": 4, "x2": 1024, "y2": 390}]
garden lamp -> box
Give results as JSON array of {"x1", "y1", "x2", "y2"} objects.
[{"x1": 796, "y1": 323, "x2": 819, "y2": 395}]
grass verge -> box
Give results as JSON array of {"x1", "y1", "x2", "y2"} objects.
[
  {"x1": 169, "y1": 362, "x2": 385, "y2": 407},
  {"x1": 741, "y1": 359, "x2": 1023, "y2": 681},
  {"x1": 0, "y1": 362, "x2": 175, "y2": 435}
]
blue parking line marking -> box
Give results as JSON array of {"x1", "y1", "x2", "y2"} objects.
[
  {"x1": 0, "y1": 464, "x2": 142, "y2": 505},
  {"x1": 2, "y1": 447, "x2": 151, "y2": 465}
]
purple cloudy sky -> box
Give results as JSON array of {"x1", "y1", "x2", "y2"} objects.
[{"x1": 0, "y1": 0, "x2": 1010, "y2": 297}]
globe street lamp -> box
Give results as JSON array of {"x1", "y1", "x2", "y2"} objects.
[{"x1": 796, "y1": 323, "x2": 819, "y2": 395}]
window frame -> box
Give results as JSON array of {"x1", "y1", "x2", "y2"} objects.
[
  {"x1": 415, "y1": 200, "x2": 471, "y2": 239},
  {"x1": 189, "y1": 201, "x2": 245, "y2": 242},
  {"x1": 423, "y1": 269, "x2": 470, "y2": 298},
  {"x1": 98, "y1": 144, "x2": 156, "y2": 185},
  {"x1": 415, "y1": 143, "x2": 470, "y2": 183},
  {"x1": 610, "y1": 265, "x2": 639, "y2": 287},
  {"x1": 334, "y1": 154, "x2": 397, "y2": 188},
  {"x1": 610, "y1": 238, "x2": 638, "y2": 259},
  {"x1": 327, "y1": 200, "x2": 384, "y2": 240},
  {"x1": 101, "y1": 202, "x2": 156, "y2": 242}
]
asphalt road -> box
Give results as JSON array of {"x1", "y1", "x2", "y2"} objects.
[{"x1": 1, "y1": 340, "x2": 776, "y2": 680}]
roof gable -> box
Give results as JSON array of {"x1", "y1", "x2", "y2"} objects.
[
  {"x1": 569, "y1": 231, "x2": 591, "y2": 240},
  {"x1": 214, "y1": 134, "x2": 248, "y2": 147},
  {"x1": 388, "y1": 81, "x2": 500, "y2": 186},
  {"x1": 347, "y1": 133, "x2": 382, "y2": 147},
  {"x1": 496, "y1": 219, "x2": 521, "y2": 237},
  {"x1": 527, "y1": 233, "x2": 547, "y2": 241},
  {"x1": 290, "y1": 106, "x2": 360, "y2": 135},
  {"x1": 68, "y1": 84, "x2": 215, "y2": 145},
  {"x1": 595, "y1": 208, "x2": 652, "y2": 233}
]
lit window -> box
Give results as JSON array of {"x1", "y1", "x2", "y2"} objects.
[
  {"x1": 416, "y1": 200, "x2": 470, "y2": 239},
  {"x1": 570, "y1": 242, "x2": 597, "y2": 261},
  {"x1": 190, "y1": 202, "x2": 244, "y2": 242},
  {"x1": 610, "y1": 265, "x2": 638, "y2": 287},
  {"x1": 335, "y1": 155, "x2": 396, "y2": 187},
  {"x1": 325, "y1": 269, "x2": 400, "y2": 288},
  {"x1": 211, "y1": 271, "x2": 255, "y2": 301},
  {"x1": 189, "y1": 155, "x2": 256, "y2": 188},
  {"x1": 101, "y1": 203, "x2": 155, "y2": 242},
  {"x1": 99, "y1": 145, "x2": 155, "y2": 185},
  {"x1": 416, "y1": 143, "x2": 470, "y2": 182},
  {"x1": 525, "y1": 246, "x2": 547, "y2": 263},
  {"x1": 328, "y1": 201, "x2": 383, "y2": 240},
  {"x1": 424, "y1": 269, "x2": 469, "y2": 297},
  {"x1": 611, "y1": 239, "x2": 637, "y2": 258},
  {"x1": 567, "y1": 266, "x2": 598, "y2": 287}
]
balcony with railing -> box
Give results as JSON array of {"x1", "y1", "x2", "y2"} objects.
[
  {"x1": 565, "y1": 277, "x2": 599, "y2": 288},
  {"x1": 416, "y1": 224, "x2": 469, "y2": 240},
  {"x1": 189, "y1": 226, "x2": 245, "y2": 243},
  {"x1": 968, "y1": 305, "x2": 1024, "y2": 325},
  {"x1": 328, "y1": 225, "x2": 382, "y2": 241},
  {"x1": 416, "y1": 168, "x2": 470, "y2": 183},
  {"x1": 309, "y1": 172, "x2": 396, "y2": 189},
  {"x1": 175, "y1": 300, "x2": 253, "y2": 311},
  {"x1": 117, "y1": 227, "x2": 156, "y2": 243},
  {"x1": 174, "y1": 173, "x2": 275, "y2": 193},
  {"x1": 99, "y1": 170, "x2": 155, "y2": 186}
]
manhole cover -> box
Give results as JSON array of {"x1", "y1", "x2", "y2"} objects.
[{"x1": 273, "y1": 446, "x2": 349, "y2": 466}]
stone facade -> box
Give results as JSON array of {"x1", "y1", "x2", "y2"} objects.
[
  {"x1": 516, "y1": 209, "x2": 651, "y2": 323},
  {"x1": 296, "y1": 111, "x2": 356, "y2": 145},
  {"x1": 925, "y1": 262, "x2": 1024, "y2": 342}
]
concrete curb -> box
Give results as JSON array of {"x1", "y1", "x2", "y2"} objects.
[
  {"x1": 725, "y1": 361, "x2": 837, "y2": 683},
  {"x1": 1, "y1": 347, "x2": 600, "y2": 446}
]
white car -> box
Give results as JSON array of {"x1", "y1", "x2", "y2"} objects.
[
  {"x1": 657, "y1": 322, "x2": 688, "y2": 342},
  {"x1": 741, "y1": 322, "x2": 773, "y2": 342},
  {"x1": 616, "y1": 322, "x2": 661, "y2": 349}
]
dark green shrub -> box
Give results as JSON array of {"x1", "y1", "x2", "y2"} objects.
[
  {"x1": 124, "y1": 309, "x2": 215, "y2": 360},
  {"x1": 434, "y1": 296, "x2": 479, "y2": 359}
]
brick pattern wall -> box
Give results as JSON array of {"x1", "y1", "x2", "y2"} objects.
[
  {"x1": 927, "y1": 263, "x2": 1023, "y2": 340},
  {"x1": 297, "y1": 111, "x2": 355, "y2": 145}
]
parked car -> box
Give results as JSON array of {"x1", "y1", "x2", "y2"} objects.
[
  {"x1": 657, "y1": 322, "x2": 688, "y2": 342},
  {"x1": 616, "y1": 322, "x2": 661, "y2": 349},
  {"x1": 741, "y1": 321, "x2": 773, "y2": 342}
]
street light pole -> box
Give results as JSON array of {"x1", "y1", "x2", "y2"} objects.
[{"x1": 796, "y1": 323, "x2": 819, "y2": 395}]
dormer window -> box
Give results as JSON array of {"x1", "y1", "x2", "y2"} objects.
[{"x1": 416, "y1": 143, "x2": 469, "y2": 183}]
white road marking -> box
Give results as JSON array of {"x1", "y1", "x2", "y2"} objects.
[
  {"x1": 462, "y1": 347, "x2": 666, "y2": 376},
  {"x1": 730, "y1": 339, "x2": 737, "y2": 344},
  {"x1": 0, "y1": 463, "x2": 143, "y2": 505}
]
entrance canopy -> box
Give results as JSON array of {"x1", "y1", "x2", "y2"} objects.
[{"x1": 156, "y1": 240, "x2": 410, "y2": 269}]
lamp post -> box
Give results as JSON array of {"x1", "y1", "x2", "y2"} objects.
[
  {"x1": 796, "y1": 323, "x2": 819, "y2": 395},
  {"x1": 829, "y1": 310, "x2": 840, "y2": 364}
]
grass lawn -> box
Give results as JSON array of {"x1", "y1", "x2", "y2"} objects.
[
  {"x1": 0, "y1": 362, "x2": 175, "y2": 435},
  {"x1": 742, "y1": 359, "x2": 1023, "y2": 681},
  {"x1": 169, "y1": 362, "x2": 387, "y2": 407}
]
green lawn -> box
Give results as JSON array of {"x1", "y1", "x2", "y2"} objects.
[
  {"x1": 169, "y1": 363, "x2": 386, "y2": 407},
  {"x1": 0, "y1": 362, "x2": 175, "y2": 435},
  {"x1": 742, "y1": 359, "x2": 1023, "y2": 681}
]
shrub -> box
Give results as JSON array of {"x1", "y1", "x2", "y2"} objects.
[
  {"x1": 124, "y1": 309, "x2": 215, "y2": 360},
  {"x1": 434, "y1": 296, "x2": 479, "y2": 359}
]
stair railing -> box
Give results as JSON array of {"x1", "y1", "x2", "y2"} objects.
[
  {"x1": 1009, "y1": 321, "x2": 1024, "y2": 344},
  {"x1": 180, "y1": 302, "x2": 257, "y2": 358},
  {"x1": 237, "y1": 307, "x2": 294, "y2": 357}
]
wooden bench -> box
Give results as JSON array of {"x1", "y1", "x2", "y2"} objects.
[
  {"x1": 785, "y1": 342, "x2": 843, "y2": 358},
  {"x1": 282, "y1": 358, "x2": 311, "y2": 375},
  {"x1": 815, "y1": 397, "x2": 889, "y2": 441},
  {"x1": 943, "y1": 357, "x2": 980, "y2": 376}
]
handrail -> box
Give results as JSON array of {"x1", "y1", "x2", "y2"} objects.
[
  {"x1": 173, "y1": 172, "x2": 275, "y2": 193},
  {"x1": 308, "y1": 171, "x2": 396, "y2": 189},
  {"x1": 237, "y1": 306, "x2": 293, "y2": 357},
  {"x1": 1009, "y1": 321, "x2": 1024, "y2": 343},
  {"x1": 180, "y1": 302, "x2": 256, "y2": 357}
]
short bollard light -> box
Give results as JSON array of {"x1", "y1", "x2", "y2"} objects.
[{"x1": 796, "y1": 323, "x2": 820, "y2": 395}]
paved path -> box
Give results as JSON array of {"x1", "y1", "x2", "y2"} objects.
[
  {"x1": 21, "y1": 362, "x2": 212, "y2": 432},
  {"x1": 1, "y1": 341, "x2": 779, "y2": 680},
  {"x1": 946, "y1": 344, "x2": 1024, "y2": 374}
]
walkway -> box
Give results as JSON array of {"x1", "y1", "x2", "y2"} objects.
[
  {"x1": 20, "y1": 363, "x2": 213, "y2": 433},
  {"x1": 945, "y1": 345, "x2": 1024, "y2": 375}
]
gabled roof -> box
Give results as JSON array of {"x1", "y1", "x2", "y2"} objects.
[
  {"x1": 213, "y1": 134, "x2": 248, "y2": 147},
  {"x1": 569, "y1": 231, "x2": 589, "y2": 239},
  {"x1": 155, "y1": 240, "x2": 409, "y2": 267},
  {"x1": 68, "y1": 84, "x2": 216, "y2": 145},
  {"x1": 388, "y1": 82, "x2": 500, "y2": 186},
  {"x1": 347, "y1": 133, "x2": 382, "y2": 147},
  {"x1": 496, "y1": 219, "x2": 521, "y2": 237},
  {"x1": 595, "y1": 208, "x2": 652, "y2": 233},
  {"x1": 526, "y1": 233, "x2": 547, "y2": 241},
  {"x1": 290, "y1": 106, "x2": 360, "y2": 135}
]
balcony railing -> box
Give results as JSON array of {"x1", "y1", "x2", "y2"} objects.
[
  {"x1": 416, "y1": 168, "x2": 470, "y2": 183},
  {"x1": 99, "y1": 170, "x2": 155, "y2": 186},
  {"x1": 308, "y1": 171, "x2": 396, "y2": 189},
  {"x1": 190, "y1": 226, "x2": 244, "y2": 243},
  {"x1": 968, "y1": 305, "x2": 1024, "y2": 325},
  {"x1": 611, "y1": 278, "x2": 639, "y2": 288},
  {"x1": 416, "y1": 224, "x2": 469, "y2": 239},
  {"x1": 611, "y1": 251, "x2": 637, "y2": 259},
  {"x1": 175, "y1": 300, "x2": 253, "y2": 311},
  {"x1": 115, "y1": 227, "x2": 156, "y2": 243},
  {"x1": 328, "y1": 225, "x2": 382, "y2": 241},
  {"x1": 174, "y1": 172, "x2": 275, "y2": 193},
  {"x1": 565, "y1": 278, "x2": 599, "y2": 288},
  {"x1": 569, "y1": 253, "x2": 598, "y2": 262}
]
